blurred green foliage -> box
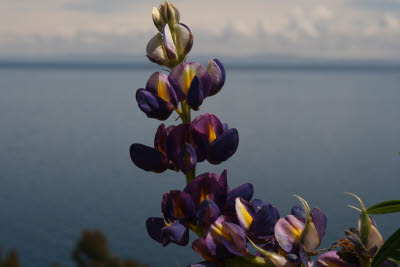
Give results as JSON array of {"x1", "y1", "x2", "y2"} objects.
[{"x1": 1, "y1": 230, "x2": 149, "y2": 267}]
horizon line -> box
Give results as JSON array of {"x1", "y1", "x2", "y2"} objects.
[{"x1": 1, "y1": 60, "x2": 400, "y2": 71}]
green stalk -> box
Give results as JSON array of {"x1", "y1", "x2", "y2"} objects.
[
  {"x1": 224, "y1": 255, "x2": 275, "y2": 267},
  {"x1": 361, "y1": 259, "x2": 372, "y2": 267},
  {"x1": 185, "y1": 168, "x2": 196, "y2": 184}
]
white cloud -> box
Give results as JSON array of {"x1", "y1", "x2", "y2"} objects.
[{"x1": 0, "y1": 0, "x2": 399, "y2": 59}]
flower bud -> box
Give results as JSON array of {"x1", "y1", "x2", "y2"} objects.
[
  {"x1": 152, "y1": 1, "x2": 180, "y2": 32},
  {"x1": 146, "y1": 24, "x2": 193, "y2": 68}
]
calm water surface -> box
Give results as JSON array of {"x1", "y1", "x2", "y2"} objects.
[{"x1": 0, "y1": 67, "x2": 399, "y2": 266}]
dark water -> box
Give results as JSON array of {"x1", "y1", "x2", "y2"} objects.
[{"x1": 0, "y1": 67, "x2": 399, "y2": 266}]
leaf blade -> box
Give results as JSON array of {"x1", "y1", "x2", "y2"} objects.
[{"x1": 367, "y1": 200, "x2": 400, "y2": 214}]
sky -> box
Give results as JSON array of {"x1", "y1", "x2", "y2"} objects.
[{"x1": 1, "y1": 0, "x2": 400, "y2": 60}]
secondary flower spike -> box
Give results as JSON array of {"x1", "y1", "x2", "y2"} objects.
[{"x1": 136, "y1": 72, "x2": 178, "y2": 120}]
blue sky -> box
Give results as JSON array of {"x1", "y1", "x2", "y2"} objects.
[{"x1": 1, "y1": 0, "x2": 400, "y2": 60}]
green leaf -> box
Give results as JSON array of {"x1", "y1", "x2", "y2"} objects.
[
  {"x1": 372, "y1": 228, "x2": 400, "y2": 267},
  {"x1": 388, "y1": 258, "x2": 400, "y2": 264},
  {"x1": 367, "y1": 200, "x2": 400, "y2": 214}
]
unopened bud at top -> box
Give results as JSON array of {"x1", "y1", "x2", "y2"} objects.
[{"x1": 152, "y1": 1, "x2": 180, "y2": 32}]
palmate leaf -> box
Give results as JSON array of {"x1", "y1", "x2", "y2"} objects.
[
  {"x1": 367, "y1": 200, "x2": 400, "y2": 214},
  {"x1": 372, "y1": 228, "x2": 400, "y2": 267}
]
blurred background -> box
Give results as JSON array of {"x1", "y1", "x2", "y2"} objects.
[{"x1": 0, "y1": 0, "x2": 399, "y2": 266}]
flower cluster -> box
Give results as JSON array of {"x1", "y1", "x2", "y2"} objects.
[
  {"x1": 131, "y1": 1, "x2": 235, "y2": 175},
  {"x1": 130, "y1": 2, "x2": 396, "y2": 267},
  {"x1": 130, "y1": 113, "x2": 238, "y2": 174}
]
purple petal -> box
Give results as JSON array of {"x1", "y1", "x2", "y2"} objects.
[
  {"x1": 168, "y1": 62, "x2": 211, "y2": 101},
  {"x1": 162, "y1": 190, "x2": 196, "y2": 223},
  {"x1": 136, "y1": 89, "x2": 159, "y2": 113},
  {"x1": 166, "y1": 124, "x2": 192, "y2": 165},
  {"x1": 146, "y1": 72, "x2": 178, "y2": 107},
  {"x1": 184, "y1": 172, "x2": 228, "y2": 209},
  {"x1": 173, "y1": 23, "x2": 193, "y2": 58},
  {"x1": 187, "y1": 75, "x2": 204, "y2": 110},
  {"x1": 192, "y1": 234, "x2": 218, "y2": 261},
  {"x1": 136, "y1": 89, "x2": 173, "y2": 120},
  {"x1": 130, "y1": 143, "x2": 169, "y2": 173},
  {"x1": 162, "y1": 220, "x2": 189, "y2": 246},
  {"x1": 146, "y1": 33, "x2": 167, "y2": 66},
  {"x1": 220, "y1": 222, "x2": 248, "y2": 256},
  {"x1": 222, "y1": 123, "x2": 228, "y2": 132},
  {"x1": 225, "y1": 183, "x2": 254, "y2": 212},
  {"x1": 251, "y1": 203, "x2": 280, "y2": 238},
  {"x1": 207, "y1": 59, "x2": 226, "y2": 96},
  {"x1": 316, "y1": 251, "x2": 359, "y2": 267},
  {"x1": 251, "y1": 199, "x2": 267, "y2": 211},
  {"x1": 146, "y1": 217, "x2": 165, "y2": 244},
  {"x1": 311, "y1": 208, "x2": 327, "y2": 244},
  {"x1": 190, "y1": 125, "x2": 210, "y2": 162},
  {"x1": 162, "y1": 24, "x2": 178, "y2": 60},
  {"x1": 275, "y1": 215, "x2": 305, "y2": 253},
  {"x1": 207, "y1": 128, "x2": 239, "y2": 164},
  {"x1": 192, "y1": 113, "x2": 224, "y2": 142},
  {"x1": 197, "y1": 199, "x2": 221, "y2": 228},
  {"x1": 178, "y1": 143, "x2": 197, "y2": 174},
  {"x1": 154, "y1": 123, "x2": 167, "y2": 154},
  {"x1": 300, "y1": 245, "x2": 310, "y2": 267},
  {"x1": 292, "y1": 205, "x2": 307, "y2": 219}
]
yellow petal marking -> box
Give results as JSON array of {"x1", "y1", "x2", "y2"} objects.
[
  {"x1": 198, "y1": 187, "x2": 210, "y2": 206},
  {"x1": 235, "y1": 198, "x2": 253, "y2": 230},
  {"x1": 208, "y1": 124, "x2": 217, "y2": 143},
  {"x1": 182, "y1": 67, "x2": 195, "y2": 94},
  {"x1": 211, "y1": 222, "x2": 231, "y2": 242},
  {"x1": 158, "y1": 79, "x2": 170, "y2": 103}
]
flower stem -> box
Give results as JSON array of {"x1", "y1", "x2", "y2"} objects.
[
  {"x1": 224, "y1": 255, "x2": 276, "y2": 267},
  {"x1": 185, "y1": 168, "x2": 196, "y2": 184}
]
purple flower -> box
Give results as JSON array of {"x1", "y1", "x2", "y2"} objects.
[
  {"x1": 168, "y1": 62, "x2": 211, "y2": 109},
  {"x1": 184, "y1": 170, "x2": 228, "y2": 210},
  {"x1": 196, "y1": 199, "x2": 222, "y2": 229},
  {"x1": 146, "y1": 23, "x2": 193, "y2": 68},
  {"x1": 146, "y1": 190, "x2": 196, "y2": 247},
  {"x1": 178, "y1": 143, "x2": 197, "y2": 174},
  {"x1": 317, "y1": 251, "x2": 360, "y2": 267},
  {"x1": 136, "y1": 72, "x2": 178, "y2": 120},
  {"x1": 235, "y1": 198, "x2": 280, "y2": 242},
  {"x1": 209, "y1": 217, "x2": 249, "y2": 257},
  {"x1": 130, "y1": 124, "x2": 174, "y2": 173},
  {"x1": 192, "y1": 113, "x2": 239, "y2": 164},
  {"x1": 207, "y1": 59, "x2": 226, "y2": 97},
  {"x1": 274, "y1": 196, "x2": 327, "y2": 255},
  {"x1": 166, "y1": 123, "x2": 207, "y2": 168}
]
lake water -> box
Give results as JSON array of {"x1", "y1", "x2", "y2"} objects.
[{"x1": 0, "y1": 66, "x2": 399, "y2": 266}]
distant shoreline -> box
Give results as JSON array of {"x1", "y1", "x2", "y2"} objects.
[{"x1": 1, "y1": 60, "x2": 400, "y2": 71}]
